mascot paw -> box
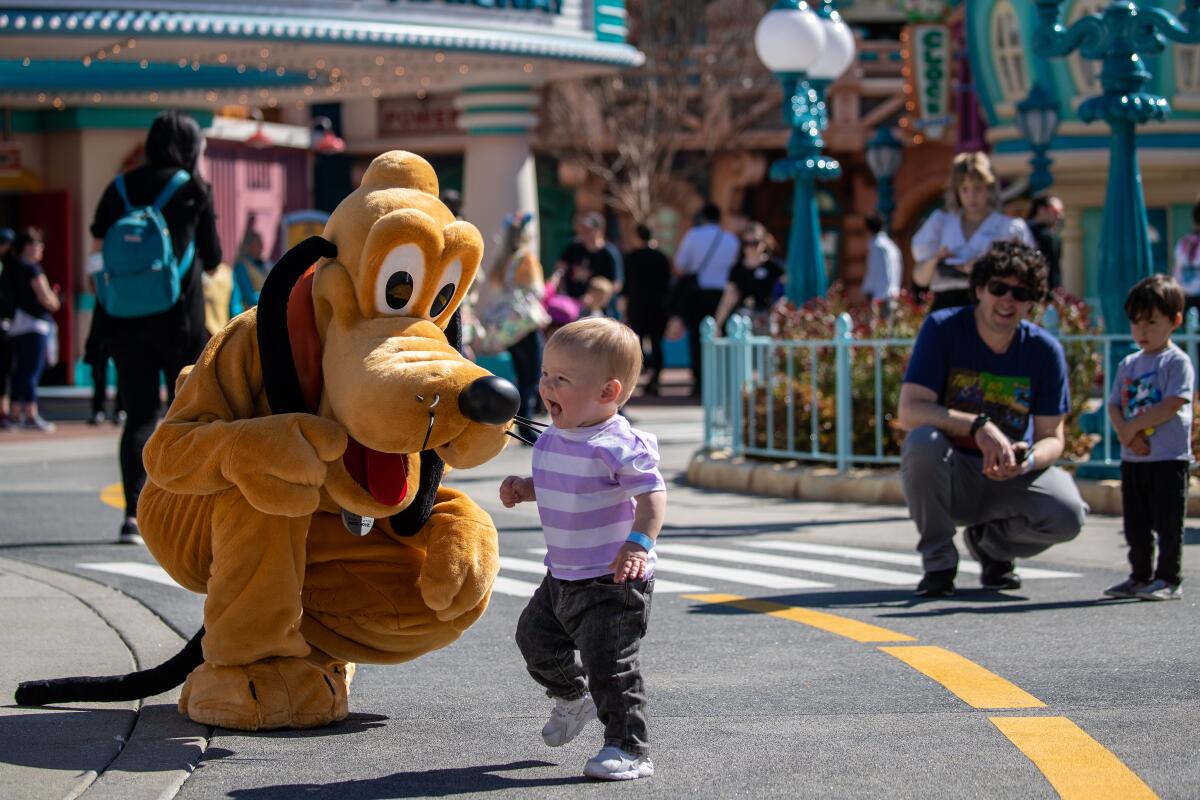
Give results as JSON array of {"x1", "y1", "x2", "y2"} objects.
[{"x1": 179, "y1": 652, "x2": 352, "y2": 731}]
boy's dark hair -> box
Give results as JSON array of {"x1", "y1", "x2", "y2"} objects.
[
  {"x1": 700, "y1": 203, "x2": 721, "y2": 223},
  {"x1": 968, "y1": 240, "x2": 1048, "y2": 302},
  {"x1": 1125, "y1": 273, "x2": 1184, "y2": 322},
  {"x1": 864, "y1": 213, "x2": 884, "y2": 235},
  {"x1": 636, "y1": 223, "x2": 653, "y2": 243}
]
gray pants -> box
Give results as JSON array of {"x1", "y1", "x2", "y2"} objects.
[
  {"x1": 515, "y1": 573, "x2": 654, "y2": 756},
  {"x1": 900, "y1": 426, "x2": 1088, "y2": 572}
]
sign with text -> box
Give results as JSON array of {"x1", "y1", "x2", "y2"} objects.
[
  {"x1": 378, "y1": 96, "x2": 460, "y2": 137},
  {"x1": 909, "y1": 24, "x2": 952, "y2": 141}
]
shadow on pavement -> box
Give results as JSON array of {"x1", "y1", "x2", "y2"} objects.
[
  {"x1": 500, "y1": 520, "x2": 912, "y2": 538},
  {"x1": 226, "y1": 759, "x2": 587, "y2": 798},
  {"x1": 232, "y1": 713, "x2": 389, "y2": 739},
  {"x1": 685, "y1": 588, "x2": 1110, "y2": 614},
  {"x1": 0, "y1": 708, "x2": 174, "y2": 771}
]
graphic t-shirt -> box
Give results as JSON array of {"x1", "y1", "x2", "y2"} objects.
[
  {"x1": 1107, "y1": 343, "x2": 1194, "y2": 463},
  {"x1": 531, "y1": 415, "x2": 666, "y2": 581},
  {"x1": 904, "y1": 306, "x2": 1069, "y2": 449}
]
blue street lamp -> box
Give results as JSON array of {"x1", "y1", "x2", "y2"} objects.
[
  {"x1": 1034, "y1": 0, "x2": 1200, "y2": 333},
  {"x1": 866, "y1": 126, "x2": 904, "y2": 232},
  {"x1": 754, "y1": 0, "x2": 856, "y2": 306},
  {"x1": 1015, "y1": 83, "x2": 1061, "y2": 196}
]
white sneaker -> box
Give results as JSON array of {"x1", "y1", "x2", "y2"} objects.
[
  {"x1": 583, "y1": 745, "x2": 654, "y2": 781},
  {"x1": 1136, "y1": 579, "x2": 1182, "y2": 601},
  {"x1": 540, "y1": 693, "x2": 596, "y2": 747}
]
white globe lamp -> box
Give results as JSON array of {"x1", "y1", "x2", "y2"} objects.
[
  {"x1": 807, "y1": 16, "x2": 856, "y2": 80},
  {"x1": 754, "y1": 3, "x2": 825, "y2": 74}
]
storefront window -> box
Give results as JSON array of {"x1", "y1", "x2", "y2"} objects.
[{"x1": 991, "y1": 1, "x2": 1028, "y2": 103}]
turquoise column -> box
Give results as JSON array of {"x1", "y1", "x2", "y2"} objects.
[
  {"x1": 1033, "y1": 0, "x2": 1200, "y2": 332},
  {"x1": 771, "y1": 74, "x2": 840, "y2": 306}
]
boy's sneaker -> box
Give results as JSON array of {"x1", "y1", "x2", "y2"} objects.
[
  {"x1": 1103, "y1": 577, "x2": 1150, "y2": 599},
  {"x1": 583, "y1": 746, "x2": 654, "y2": 781},
  {"x1": 541, "y1": 693, "x2": 596, "y2": 747},
  {"x1": 914, "y1": 569, "x2": 956, "y2": 597},
  {"x1": 22, "y1": 415, "x2": 56, "y2": 433},
  {"x1": 88, "y1": 410, "x2": 106, "y2": 426},
  {"x1": 118, "y1": 520, "x2": 144, "y2": 546},
  {"x1": 1135, "y1": 579, "x2": 1182, "y2": 601},
  {"x1": 964, "y1": 525, "x2": 1021, "y2": 590}
]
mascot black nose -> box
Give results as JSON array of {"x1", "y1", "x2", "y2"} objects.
[{"x1": 459, "y1": 375, "x2": 521, "y2": 425}]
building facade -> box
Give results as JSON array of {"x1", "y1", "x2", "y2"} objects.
[{"x1": 0, "y1": 0, "x2": 639, "y2": 382}]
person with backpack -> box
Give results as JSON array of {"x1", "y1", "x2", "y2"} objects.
[{"x1": 90, "y1": 110, "x2": 222, "y2": 544}]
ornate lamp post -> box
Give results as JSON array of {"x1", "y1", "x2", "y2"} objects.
[
  {"x1": 1015, "y1": 83, "x2": 1061, "y2": 196},
  {"x1": 754, "y1": 0, "x2": 856, "y2": 306},
  {"x1": 865, "y1": 127, "x2": 904, "y2": 231},
  {"x1": 1034, "y1": 0, "x2": 1200, "y2": 332}
]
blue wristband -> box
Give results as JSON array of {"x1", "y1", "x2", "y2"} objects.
[{"x1": 626, "y1": 531, "x2": 654, "y2": 552}]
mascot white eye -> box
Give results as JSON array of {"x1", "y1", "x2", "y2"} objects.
[
  {"x1": 429, "y1": 259, "x2": 463, "y2": 318},
  {"x1": 374, "y1": 244, "x2": 427, "y2": 315}
]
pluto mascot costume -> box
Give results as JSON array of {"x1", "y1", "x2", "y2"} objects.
[{"x1": 17, "y1": 151, "x2": 519, "y2": 731}]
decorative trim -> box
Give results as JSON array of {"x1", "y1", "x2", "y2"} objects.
[{"x1": 0, "y1": 9, "x2": 643, "y2": 67}]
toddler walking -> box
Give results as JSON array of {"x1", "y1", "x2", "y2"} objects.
[
  {"x1": 500, "y1": 317, "x2": 666, "y2": 780},
  {"x1": 1105, "y1": 274, "x2": 1193, "y2": 601}
]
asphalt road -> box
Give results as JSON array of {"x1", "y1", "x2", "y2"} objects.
[{"x1": 1, "y1": 407, "x2": 1198, "y2": 799}]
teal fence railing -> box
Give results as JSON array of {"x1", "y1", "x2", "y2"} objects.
[{"x1": 701, "y1": 309, "x2": 1200, "y2": 473}]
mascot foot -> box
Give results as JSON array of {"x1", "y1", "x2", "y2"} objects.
[{"x1": 179, "y1": 651, "x2": 352, "y2": 731}]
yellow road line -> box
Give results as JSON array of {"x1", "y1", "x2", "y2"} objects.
[
  {"x1": 880, "y1": 645, "x2": 1046, "y2": 709},
  {"x1": 991, "y1": 716, "x2": 1158, "y2": 799},
  {"x1": 685, "y1": 593, "x2": 916, "y2": 643},
  {"x1": 100, "y1": 482, "x2": 124, "y2": 510}
]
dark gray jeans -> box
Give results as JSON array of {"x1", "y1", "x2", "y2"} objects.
[
  {"x1": 900, "y1": 426, "x2": 1088, "y2": 573},
  {"x1": 515, "y1": 573, "x2": 654, "y2": 756}
]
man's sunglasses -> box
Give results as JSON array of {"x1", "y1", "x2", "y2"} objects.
[
  {"x1": 741, "y1": 239, "x2": 762, "y2": 247},
  {"x1": 985, "y1": 280, "x2": 1036, "y2": 302}
]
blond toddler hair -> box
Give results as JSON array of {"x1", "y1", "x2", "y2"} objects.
[{"x1": 545, "y1": 317, "x2": 643, "y2": 405}]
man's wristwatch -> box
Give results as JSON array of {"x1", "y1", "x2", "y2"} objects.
[{"x1": 969, "y1": 413, "x2": 990, "y2": 439}]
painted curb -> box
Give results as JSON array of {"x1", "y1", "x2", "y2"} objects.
[{"x1": 686, "y1": 450, "x2": 1200, "y2": 517}]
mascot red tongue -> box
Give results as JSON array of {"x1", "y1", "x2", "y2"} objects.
[{"x1": 343, "y1": 438, "x2": 409, "y2": 506}]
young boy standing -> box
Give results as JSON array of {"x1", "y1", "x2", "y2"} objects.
[
  {"x1": 1106, "y1": 274, "x2": 1194, "y2": 601},
  {"x1": 500, "y1": 317, "x2": 666, "y2": 781}
]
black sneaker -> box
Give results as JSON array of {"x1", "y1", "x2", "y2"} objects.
[
  {"x1": 964, "y1": 525, "x2": 1021, "y2": 590},
  {"x1": 915, "y1": 569, "x2": 956, "y2": 597},
  {"x1": 118, "y1": 520, "x2": 144, "y2": 546}
]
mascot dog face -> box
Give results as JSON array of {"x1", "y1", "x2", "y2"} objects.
[{"x1": 294, "y1": 152, "x2": 513, "y2": 519}]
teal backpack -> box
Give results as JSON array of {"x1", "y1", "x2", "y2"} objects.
[{"x1": 98, "y1": 170, "x2": 194, "y2": 318}]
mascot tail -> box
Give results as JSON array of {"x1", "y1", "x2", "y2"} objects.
[{"x1": 15, "y1": 627, "x2": 205, "y2": 706}]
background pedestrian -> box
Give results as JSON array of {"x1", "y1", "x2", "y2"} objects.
[
  {"x1": 911, "y1": 151, "x2": 1033, "y2": 311},
  {"x1": 712, "y1": 221, "x2": 784, "y2": 334},
  {"x1": 6, "y1": 227, "x2": 61, "y2": 433},
  {"x1": 1171, "y1": 198, "x2": 1200, "y2": 317},
  {"x1": 621, "y1": 224, "x2": 672, "y2": 396}
]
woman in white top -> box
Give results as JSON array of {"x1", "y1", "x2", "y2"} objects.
[{"x1": 912, "y1": 151, "x2": 1034, "y2": 311}]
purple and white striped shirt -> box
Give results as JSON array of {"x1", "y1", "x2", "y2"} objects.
[{"x1": 532, "y1": 415, "x2": 666, "y2": 580}]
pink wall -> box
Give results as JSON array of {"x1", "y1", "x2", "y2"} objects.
[{"x1": 203, "y1": 142, "x2": 309, "y2": 263}]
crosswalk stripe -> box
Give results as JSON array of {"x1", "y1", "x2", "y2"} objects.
[
  {"x1": 491, "y1": 575, "x2": 540, "y2": 598},
  {"x1": 744, "y1": 541, "x2": 1081, "y2": 579},
  {"x1": 524, "y1": 549, "x2": 830, "y2": 590},
  {"x1": 499, "y1": 556, "x2": 710, "y2": 593},
  {"x1": 654, "y1": 543, "x2": 920, "y2": 585},
  {"x1": 79, "y1": 561, "x2": 180, "y2": 588}
]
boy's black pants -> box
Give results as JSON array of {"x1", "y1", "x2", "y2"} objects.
[{"x1": 1120, "y1": 460, "x2": 1188, "y2": 586}]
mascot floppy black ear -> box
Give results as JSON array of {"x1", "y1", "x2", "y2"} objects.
[{"x1": 14, "y1": 236, "x2": 340, "y2": 709}]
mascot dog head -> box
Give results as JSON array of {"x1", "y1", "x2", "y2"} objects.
[{"x1": 261, "y1": 151, "x2": 517, "y2": 522}]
